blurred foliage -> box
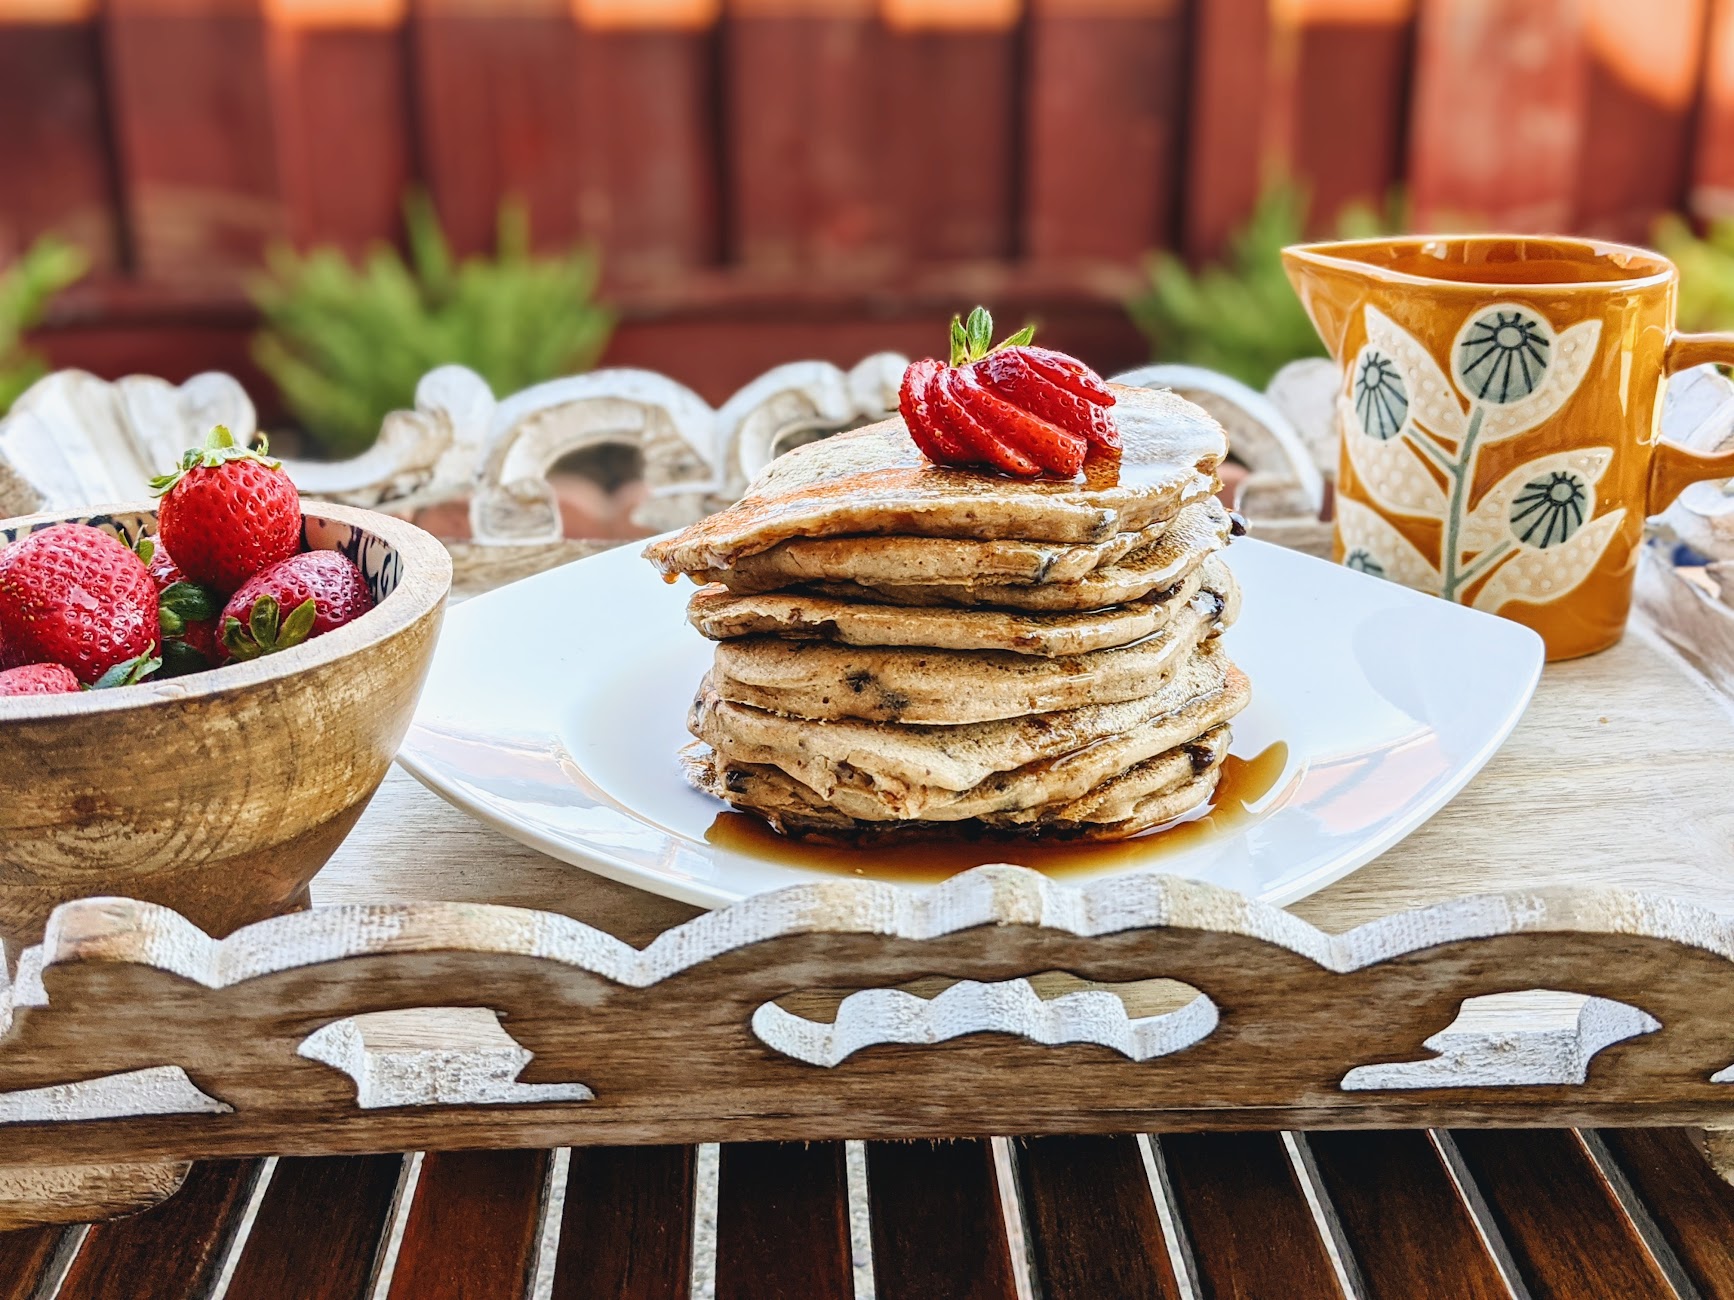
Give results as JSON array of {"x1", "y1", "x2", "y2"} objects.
[
  {"x1": 1128, "y1": 183, "x2": 1399, "y2": 389},
  {"x1": 251, "y1": 192, "x2": 614, "y2": 456},
  {"x1": 0, "y1": 237, "x2": 90, "y2": 415},
  {"x1": 1655, "y1": 213, "x2": 1734, "y2": 333}
]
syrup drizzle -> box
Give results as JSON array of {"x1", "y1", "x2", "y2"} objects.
[{"x1": 705, "y1": 740, "x2": 1291, "y2": 883}]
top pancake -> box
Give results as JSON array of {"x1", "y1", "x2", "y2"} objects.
[{"x1": 643, "y1": 384, "x2": 1227, "y2": 575}]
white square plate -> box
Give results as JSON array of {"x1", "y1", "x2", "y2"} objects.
[{"x1": 399, "y1": 537, "x2": 1543, "y2": 908}]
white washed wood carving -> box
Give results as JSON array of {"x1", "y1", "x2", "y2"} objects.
[
  {"x1": 8, "y1": 867, "x2": 1734, "y2": 1172},
  {"x1": 0, "y1": 358, "x2": 908, "y2": 542}
]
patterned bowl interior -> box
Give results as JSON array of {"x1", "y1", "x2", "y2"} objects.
[{"x1": 0, "y1": 510, "x2": 406, "y2": 605}]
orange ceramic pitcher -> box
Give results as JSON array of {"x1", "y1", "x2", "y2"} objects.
[{"x1": 1283, "y1": 235, "x2": 1734, "y2": 660}]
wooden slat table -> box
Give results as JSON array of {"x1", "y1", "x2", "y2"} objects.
[{"x1": 5, "y1": 1128, "x2": 1731, "y2": 1298}]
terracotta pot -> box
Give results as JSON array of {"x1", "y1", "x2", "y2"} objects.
[{"x1": 0, "y1": 501, "x2": 451, "y2": 959}]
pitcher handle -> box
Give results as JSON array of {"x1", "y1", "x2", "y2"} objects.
[{"x1": 1655, "y1": 333, "x2": 1734, "y2": 511}]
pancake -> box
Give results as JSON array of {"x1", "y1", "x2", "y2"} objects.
[
  {"x1": 687, "y1": 556, "x2": 1232, "y2": 657},
  {"x1": 709, "y1": 591, "x2": 1229, "y2": 724},
  {"x1": 643, "y1": 384, "x2": 1227, "y2": 574},
  {"x1": 682, "y1": 729, "x2": 1229, "y2": 842},
  {"x1": 807, "y1": 499, "x2": 1232, "y2": 612},
  {"x1": 693, "y1": 657, "x2": 1249, "y2": 820},
  {"x1": 684, "y1": 514, "x2": 1183, "y2": 593}
]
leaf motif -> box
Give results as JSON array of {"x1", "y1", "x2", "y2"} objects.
[
  {"x1": 1336, "y1": 498, "x2": 1442, "y2": 594},
  {"x1": 1364, "y1": 305, "x2": 1466, "y2": 439},
  {"x1": 1337, "y1": 395, "x2": 1447, "y2": 518},
  {"x1": 1472, "y1": 508, "x2": 1627, "y2": 612},
  {"x1": 1471, "y1": 316, "x2": 1602, "y2": 444},
  {"x1": 1460, "y1": 447, "x2": 1614, "y2": 553}
]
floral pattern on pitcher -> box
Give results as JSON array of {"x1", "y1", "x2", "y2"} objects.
[{"x1": 1336, "y1": 303, "x2": 1623, "y2": 612}]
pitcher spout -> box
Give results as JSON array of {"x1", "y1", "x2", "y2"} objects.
[{"x1": 1281, "y1": 241, "x2": 1372, "y2": 364}]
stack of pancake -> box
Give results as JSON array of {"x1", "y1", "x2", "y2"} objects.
[{"x1": 644, "y1": 384, "x2": 1250, "y2": 843}]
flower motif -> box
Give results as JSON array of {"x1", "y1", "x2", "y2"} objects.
[
  {"x1": 1455, "y1": 308, "x2": 1551, "y2": 404},
  {"x1": 1460, "y1": 448, "x2": 1611, "y2": 554},
  {"x1": 1352, "y1": 347, "x2": 1408, "y2": 440},
  {"x1": 1343, "y1": 548, "x2": 1385, "y2": 578},
  {"x1": 1508, "y1": 470, "x2": 1589, "y2": 549},
  {"x1": 1472, "y1": 509, "x2": 1626, "y2": 613}
]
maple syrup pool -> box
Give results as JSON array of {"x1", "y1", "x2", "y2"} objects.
[{"x1": 704, "y1": 741, "x2": 1290, "y2": 883}]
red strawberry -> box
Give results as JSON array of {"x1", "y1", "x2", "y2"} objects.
[
  {"x1": 976, "y1": 347, "x2": 1121, "y2": 449},
  {"x1": 897, "y1": 307, "x2": 1119, "y2": 478},
  {"x1": 1017, "y1": 346, "x2": 1115, "y2": 406},
  {"x1": 0, "y1": 663, "x2": 81, "y2": 696},
  {"x1": 934, "y1": 369, "x2": 1041, "y2": 477},
  {"x1": 949, "y1": 367, "x2": 1087, "y2": 477},
  {"x1": 152, "y1": 425, "x2": 301, "y2": 593},
  {"x1": 898, "y1": 358, "x2": 971, "y2": 464},
  {"x1": 219, "y1": 550, "x2": 375, "y2": 661},
  {"x1": 143, "y1": 541, "x2": 222, "y2": 673},
  {"x1": 0, "y1": 523, "x2": 161, "y2": 684}
]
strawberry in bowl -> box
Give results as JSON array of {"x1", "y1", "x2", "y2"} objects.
[
  {"x1": 0, "y1": 429, "x2": 451, "y2": 958},
  {"x1": 898, "y1": 307, "x2": 1120, "y2": 478}
]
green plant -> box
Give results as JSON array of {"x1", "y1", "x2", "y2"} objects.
[
  {"x1": 0, "y1": 236, "x2": 90, "y2": 414},
  {"x1": 1654, "y1": 213, "x2": 1734, "y2": 333},
  {"x1": 1128, "y1": 183, "x2": 1396, "y2": 389},
  {"x1": 251, "y1": 193, "x2": 614, "y2": 456}
]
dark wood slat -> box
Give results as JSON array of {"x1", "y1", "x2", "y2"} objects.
[
  {"x1": 103, "y1": 0, "x2": 284, "y2": 279},
  {"x1": 224, "y1": 1154, "x2": 405, "y2": 1300},
  {"x1": 0, "y1": 1225, "x2": 70, "y2": 1300},
  {"x1": 714, "y1": 1141, "x2": 851, "y2": 1300},
  {"x1": 0, "y1": 17, "x2": 120, "y2": 269},
  {"x1": 1573, "y1": 4, "x2": 1704, "y2": 241},
  {"x1": 1598, "y1": 1127, "x2": 1734, "y2": 1298},
  {"x1": 1305, "y1": 1130, "x2": 1507, "y2": 1300},
  {"x1": 1285, "y1": 13, "x2": 1415, "y2": 230},
  {"x1": 410, "y1": 3, "x2": 584, "y2": 258},
  {"x1": 866, "y1": 1140, "x2": 1017, "y2": 1300},
  {"x1": 269, "y1": 21, "x2": 414, "y2": 257},
  {"x1": 724, "y1": 7, "x2": 891, "y2": 276},
  {"x1": 386, "y1": 1148, "x2": 550, "y2": 1300},
  {"x1": 1409, "y1": 0, "x2": 1585, "y2": 231},
  {"x1": 57, "y1": 1159, "x2": 262, "y2": 1300},
  {"x1": 1158, "y1": 1131, "x2": 1342, "y2": 1299},
  {"x1": 571, "y1": 25, "x2": 719, "y2": 279},
  {"x1": 1448, "y1": 1128, "x2": 1673, "y2": 1299},
  {"x1": 1023, "y1": 0, "x2": 1187, "y2": 260},
  {"x1": 1181, "y1": 0, "x2": 1274, "y2": 259},
  {"x1": 1016, "y1": 1136, "x2": 1180, "y2": 1300},
  {"x1": 552, "y1": 1145, "x2": 694, "y2": 1300}
]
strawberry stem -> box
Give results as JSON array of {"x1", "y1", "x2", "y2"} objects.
[{"x1": 946, "y1": 306, "x2": 1039, "y2": 365}]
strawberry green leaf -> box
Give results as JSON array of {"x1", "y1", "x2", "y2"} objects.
[
  {"x1": 89, "y1": 648, "x2": 162, "y2": 689},
  {"x1": 222, "y1": 616, "x2": 262, "y2": 661},
  {"x1": 278, "y1": 598, "x2": 318, "y2": 649},
  {"x1": 151, "y1": 424, "x2": 284, "y2": 497},
  {"x1": 948, "y1": 316, "x2": 970, "y2": 367},
  {"x1": 965, "y1": 307, "x2": 993, "y2": 361},
  {"x1": 249, "y1": 594, "x2": 281, "y2": 649},
  {"x1": 133, "y1": 535, "x2": 156, "y2": 566},
  {"x1": 995, "y1": 323, "x2": 1037, "y2": 350},
  {"x1": 160, "y1": 608, "x2": 184, "y2": 636},
  {"x1": 158, "y1": 640, "x2": 210, "y2": 678},
  {"x1": 159, "y1": 580, "x2": 221, "y2": 624}
]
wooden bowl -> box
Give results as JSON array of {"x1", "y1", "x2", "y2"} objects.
[{"x1": 0, "y1": 501, "x2": 452, "y2": 959}]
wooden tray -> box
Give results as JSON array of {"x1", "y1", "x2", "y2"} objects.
[{"x1": 3, "y1": 544, "x2": 1734, "y2": 1228}]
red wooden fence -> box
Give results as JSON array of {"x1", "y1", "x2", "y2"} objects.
[{"x1": 0, "y1": 0, "x2": 1724, "y2": 409}]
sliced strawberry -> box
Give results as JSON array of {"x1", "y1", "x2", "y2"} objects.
[
  {"x1": 935, "y1": 369, "x2": 1044, "y2": 477},
  {"x1": 974, "y1": 349, "x2": 1121, "y2": 449},
  {"x1": 1019, "y1": 346, "x2": 1115, "y2": 406},
  {"x1": 898, "y1": 357, "x2": 971, "y2": 463},
  {"x1": 949, "y1": 368, "x2": 1087, "y2": 478}
]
